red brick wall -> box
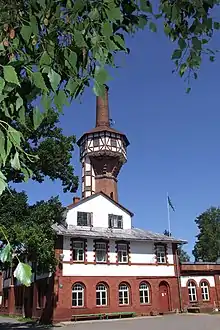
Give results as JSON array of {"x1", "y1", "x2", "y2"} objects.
[
  {"x1": 53, "y1": 276, "x2": 180, "y2": 322},
  {"x1": 181, "y1": 284, "x2": 217, "y2": 312}
]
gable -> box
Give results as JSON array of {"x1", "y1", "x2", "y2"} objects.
[{"x1": 66, "y1": 194, "x2": 132, "y2": 229}]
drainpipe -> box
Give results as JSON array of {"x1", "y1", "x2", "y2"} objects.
[{"x1": 176, "y1": 247, "x2": 183, "y2": 313}]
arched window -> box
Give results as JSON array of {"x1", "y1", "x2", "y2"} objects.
[
  {"x1": 188, "y1": 281, "x2": 197, "y2": 302},
  {"x1": 119, "y1": 283, "x2": 129, "y2": 305},
  {"x1": 96, "y1": 283, "x2": 108, "y2": 306},
  {"x1": 139, "y1": 282, "x2": 150, "y2": 304},
  {"x1": 72, "y1": 283, "x2": 84, "y2": 307},
  {"x1": 200, "y1": 281, "x2": 210, "y2": 301}
]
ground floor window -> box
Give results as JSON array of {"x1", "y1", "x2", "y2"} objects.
[
  {"x1": 72, "y1": 283, "x2": 84, "y2": 307},
  {"x1": 188, "y1": 281, "x2": 197, "y2": 302},
  {"x1": 139, "y1": 282, "x2": 150, "y2": 304},
  {"x1": 200, "y1": 281, "x2": 210, "y2": 301},
  {"x1": 96, "y1": 283, "x2": 108, "y2": 306},
  {"x1": 119, "y1": 283, "x2": 129, "y2": 305}
]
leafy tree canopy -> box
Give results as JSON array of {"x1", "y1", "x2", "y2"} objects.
[
  {"x1": 0, "y1": 0, "x2": 219, "y2": 286},
  {"x1": 0, "y1": 0, "x2": 219, "y2": 195},
  {"x1": 193, "y1": 207, "x2": 220, "y2": 262},
  {"x1": 0, "y1": 188, "x2": 64, "y2": 284}
]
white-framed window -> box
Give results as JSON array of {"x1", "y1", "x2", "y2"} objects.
[
  {"x1": 156, "y1": 245, "x2": 166, "y2": 263},
  {"x1": 200, "y1": 281, "x2": 210, "y2": 301},
  {"x1": 96, "y1": 283, "x2": 108, "y2": 306},
  {"x1": 108, "y1": 214, "x2": 123, "y2": 228},
  {"x1": 72, "y1": 283, "x2": 84, "y2": 307},
  {"x1": 117, "y1": 243, "x2": 128, "y2": 263},
  {"x1": 119, "y1": 283, "x2": 129, "y2": 305},
  {"x1": 188, "y1": 281, "x2": 197, "y2": 302},
  {"x1": 139, "y1": 282, "x2": 150, "y2": 304},
  {"x1": 72, "y1": 241, "x2": 84, "y2": 261},
  {"x1": 77, "y1": 212, "x2": 93, "y2": 226},
  {"x1": 95, "y1": 242, "x2": 107, "y2": 263}
]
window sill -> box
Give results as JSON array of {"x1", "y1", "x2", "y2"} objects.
[
  {"x1": 96, "y1": 305, "x2": 108, "y2": 308},
  {"x1": 119, "y1": 304, "x2": 131, "y2": 307},
  {"x1": 72, "y1": 261, "x2": 85, "y2": 264},
  {"x1": 71, "y1": 306, "x2": 86, "y2": 309},
  {"x1": 140, "y1": 303, "x2": 152, "y2": 306}
]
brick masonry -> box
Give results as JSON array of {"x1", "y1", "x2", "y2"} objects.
[{"x1": 53, "y1": 276, "x2": 180, "y2": 322}]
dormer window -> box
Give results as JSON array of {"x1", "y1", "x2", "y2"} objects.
[
  {"x1": 111, "y1": 138, "x2": 117, "y2": 147},
  {"x1": 108, "y1": 214, "x2": 123, "y2": 229},
  {"x1": 93, "y1": 137, "x2": 99, "y2": 147},
  {"x1": 77, "y1": 212, "x2": 93, "y2": 226}
]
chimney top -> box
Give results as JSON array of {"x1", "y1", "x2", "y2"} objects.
[{"x1": 96, "y1": 85, "x2": 109, "y2": 127}]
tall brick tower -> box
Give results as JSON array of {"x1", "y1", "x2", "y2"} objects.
[{"x1": 77, "y1": 86, "x2": 129, "y2": 202}]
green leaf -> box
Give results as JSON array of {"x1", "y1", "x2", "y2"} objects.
[
  {"x1": 94, "y1": 67, "x2": 110, "y2": 85},
  {"x1": 172, "y1": 49, "x2": 182, "y2": 60},
  {"x1": 3, "y1": 66, "x2": 20, "y2": 86},
  {"x1": 93, "y1": 81, "x2": 105, "y2": 97},
  {"x1": 20, "y1": 25, "x2": 32, "y2": 42},
  {"x1": 102, "y1": 22, "x2": 113, "y2": 36},
  {"x1": 40, "y1": 52, "x2": 52, "y2": 66},
  {"x1": 194, "y1": 72, "x2": 198, "y2": 80},
  {"x1": 0, "y1": 77, "x2": 5, "y2": 94},
  {"x1": 68, "y1": 51, "x2": 77, "y2": 70},
  {"x1": 179, "y1": 63, "x2": 187, "y2": 77},
  {"x1": 11, "y1": 151, "x2": 20, "y2": 170},
  {"x1": 14, "y1": 262, "x2": 32, "y2": 287},
  {"x1": 210, "y1": 56, "x2": 215, "y2": 62},
  {"x1": 106, "y1": 7, "x2": 122, "y2": 22},
  {"x1": 164, "y1": 24, "x2": 171, "y2": 36},
  {"x1": 138, "y1": 16, "x2": 148, "y2": 30},
  {"x1": 186, "y1": 87, "x2": 191, "y2": 94},
  {"x1": 140, "y1": 0, "x2": 152, "y2": 13},
  {"x1": 48, "y1": 69, "x2": 61, "y2": 92},
  {"x1": 149, "y1": 22, "x2": 157, "y2": 32},
  {"x1": 178, "y1": 38, "x2": 186, "y2": 50},
  {"x1": 54, "y1": 90, "x2": 68, "y2": 112},
  {"x1": 30, "y1": 15, "x2": 38, "y2": 35},
  {"x1": 32, "y1": 72, "x2": 48, "y2": 91},
  {"x1": 0, "y1": 130, "x2": 6, "y2": 165},
  {"x1": 0, "y1": 171, "x2": 7, "y2": 195},
  {"x1": 33, "y1": 107, "x2": 43, "y2": 130},
  {"x1": 6, "y1": 138, "x2": 12, "y2": 159},
  {"x1": 16, "y1": 94, "x2": 23, "y2": 111},
  {"x1": 66, "y1": 79, "x2": 78, "y2": 96},
  {"x1": 214, "y1": 22, "x2": 220, "y2": 30},
  {"x1": 74, "y1": 30, "x2": 86, "y2": 47},
  {"x1": 0, "y1": 243, "x2": 12, "y2": 263},
  {"x1": 192, "y1": 37, "x2": 201, "y2": 50},
  {"x1": 8, "y1": 126, "x2": 21, "y2": 147},
  {"x1": 18, "y1": 106, "x2": 26, "y2": 125},
  {"x1": 41, "y1": 94, "x2": 51, "y2": 112},
  {"x1": 88, "y1": 8, "x2": 99, "y2": 20},
  {"x1": 113, "y1": 35, "x2": 126, "y2": 50}
]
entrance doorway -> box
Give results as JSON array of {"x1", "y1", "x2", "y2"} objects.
[{"x1": 159, "y1": 281, "x2": 170, "y2": 313}]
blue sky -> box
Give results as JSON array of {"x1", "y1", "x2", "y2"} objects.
[{"x1": 13, "y1": 27, "x2": 220, "y2": 258}]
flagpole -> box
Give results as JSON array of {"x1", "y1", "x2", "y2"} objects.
[{"x1": 167, "y1": 192, "x2": 171, "y2": 236}]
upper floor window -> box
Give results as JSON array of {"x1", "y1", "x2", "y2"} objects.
[
  {"x1": 155, "y1": 245, "x2": 166, "y2": 264},
  {"x1": 72, "y1": 283, "x2": 84, "y2": 307},
  {"x1": 77, "y1": 212, "x2": 92, "y2": 226},
  {"x1": 200, "y1": 281, "x2": 209, "y2": 301},
  {"x1": 117, "y1": 243, "x2": 128, "y2": 263},
  {"x1": 108, "y1": 214, "x2": 123, "y2": 229},
  {"x1": 95, "y1": 242, "x2": 107, "y2": 263},
  {"x1": 72, "y1": 241, "x2": 85, "y2": 262},
  {"x1": 188, "y1": 281, "x2": 197, "y2": 302}
]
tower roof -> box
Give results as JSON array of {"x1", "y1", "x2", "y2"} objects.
[{"x1": 77, "y1": 86, "x2": 129, "y2": 146}]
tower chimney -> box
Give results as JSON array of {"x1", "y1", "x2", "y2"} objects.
[{"x1": 96, "y1": 85, "x2": 109, "y2": 127}]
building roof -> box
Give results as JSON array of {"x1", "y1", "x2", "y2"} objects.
[
  {"x1": 67, "y1": 191, "x2": 134, "y2": 217},
  {"x1": 53, "y1": 224, "x2": 186, "y2": 244}
]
